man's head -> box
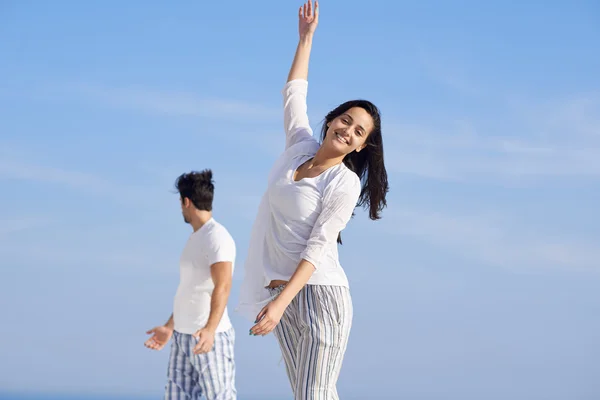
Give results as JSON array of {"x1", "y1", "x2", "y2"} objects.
[{"x1": 174, "y1": 169, "x2": 214, "y2": 224}]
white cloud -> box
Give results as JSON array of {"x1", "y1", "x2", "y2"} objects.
[
  {"x1": 49, "y1": 80, "x2": 599, "y2": 183},
  {"x1": 389, "y1": 209, "x2": 599, "y2": 272},
  {"x1": 417, "y1": 49, "x2": 482, "y2": 96},
  {"x1": 1, "y1": 159, "x2": 119, "y2": 193},
  {"x1": 402, "y1": 49, "x2": 600, "y2": 182},
  {"x1": 0, "y1": 227, "x2": 176, "y2": 273},
  {"x1": 0, "y1": 157, "x2": 155, "y2": 206},
  {"x1": 385, "y1": 94, "x2": 600, "y2": 181},
  {"x1": 0, "y1": 216, "x2": 53, "y2": 239},
  {"x1": 57, "y1": 83, "x2": 279, "y2": 121},
  {"x1": 532, "y1": 95, "x2": 600, "y2": 139}
]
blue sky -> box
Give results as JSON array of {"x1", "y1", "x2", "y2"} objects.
[{"x1": 1, "y1": 0, "x2": 599, "y2": 399}]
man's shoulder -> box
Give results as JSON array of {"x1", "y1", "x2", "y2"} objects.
[{"x1": 204, "y1": 219, "x2": 235, "y2": 247}]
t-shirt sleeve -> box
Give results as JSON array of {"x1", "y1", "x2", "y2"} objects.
[
  {"x1": 300, "y1": 172, "x2": 361, "y2": 269},
  {"x1": 282, "y1": 79, "x2": 315, "y2": 150},
  {"x1": 207, "y1": 230, "x2": 236, "y2": 266}
]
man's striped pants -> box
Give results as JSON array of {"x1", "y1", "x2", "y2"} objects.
[{"x1": 164, "y1": 328, "x2": 236, "y2": 399}]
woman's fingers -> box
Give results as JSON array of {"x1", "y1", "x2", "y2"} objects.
[
  {"x1": 250, "y1": 315, "x2": 268, "y2": 333},
  {"x1": 255, "y1": 305, "x2": 268, "y2": 323},
  {"x1": 253, "y1": 321, "x2": 273, "y2": 336},
  {"x1": 251, "y1": 313, "x2": 278, "y2": 336}
]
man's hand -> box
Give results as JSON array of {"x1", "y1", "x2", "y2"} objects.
[
  {"x1": 193, "y1": 327, "x2": 215, "y2": 354},
  {"x1": 144, "y1": 325, "x2": 173, "y2": 351}
]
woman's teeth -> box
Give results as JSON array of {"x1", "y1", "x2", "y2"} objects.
[{"x1": 335, "y1": 133, "x2": 348, "y2": 144}]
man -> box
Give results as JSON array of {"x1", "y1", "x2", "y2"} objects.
[{"x1": 145, "y1": 169, "x2": 237, "y2": 399}]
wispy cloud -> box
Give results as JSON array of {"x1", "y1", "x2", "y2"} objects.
[
  {"x1": 385, "y1": 94, "x2": 600, "y2": 181},
  {"x1": 0, "y1": 146, "x2": 268, "y2": 223},
  {"x1": 0, "y1": 216, "x2": 53, "y2": 239},
  {"x1": 0, "y1": 226, "x2": 175, "y2": 272},
  {"x1": 55, "y1": 83, "x2": 279, "y2": 121},
  {"x1": 1, "y1": 159, "x2": 115, "y2": 192},
  {"x1": 47, "y1": 80, "x2": 600, "y2": 184},
  {"x1": 389, "y1": 209, "x2": 599, "y2": 272},
  {"x1": 0, "y1": 158, "x2": 147, "y2": 204},
  {"x1": 402, "y1": 48, "x2": 600, "y2": 182},
  {"x1": 417, "y1": 49, "x2": 483, "y2": 96}
]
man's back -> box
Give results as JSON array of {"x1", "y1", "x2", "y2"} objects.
[{"x1": 174, "y1": 218, "x2": 236, "y2": 335}]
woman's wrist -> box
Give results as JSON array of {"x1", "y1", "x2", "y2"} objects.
[
  {"x1": 299, "y1": 33, "x2": 314, "y2": 45},
  {"x1": 274, "y1": 290, "x2": 293, "y2": 308}
]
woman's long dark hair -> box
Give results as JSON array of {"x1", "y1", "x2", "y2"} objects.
[{"x1": 321, "y1": 100, "x2": 389, "y2": 243}]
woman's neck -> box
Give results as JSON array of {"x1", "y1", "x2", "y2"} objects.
[{"x1": 311, "y1": 146, "x2": 345, "y2": 169}]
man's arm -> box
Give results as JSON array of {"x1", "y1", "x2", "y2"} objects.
[
  {"x1": 193, "y1": 261, "x2": 233, "y2": 354},
  {"x1": 205, "y1": 262, "x2": 233, "y2": 332},
  {"x1": 164, "y1": 314, "x2": 174, "y2": 329}
]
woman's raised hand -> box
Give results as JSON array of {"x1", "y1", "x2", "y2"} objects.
[{"x1": 298, "y1": 0, "x2": 319, "y2": 39}]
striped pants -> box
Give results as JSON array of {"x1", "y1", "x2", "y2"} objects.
[
  {"x1": 268, "y1": 285, "x2": 353, "y2": 400},
  {"x1": 164, "y1": 329, "x2": 236, "y2": 400}
]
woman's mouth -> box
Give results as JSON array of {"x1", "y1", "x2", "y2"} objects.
[{"x1": 335, "y1": 133, "x2": 348, "y2": 144}]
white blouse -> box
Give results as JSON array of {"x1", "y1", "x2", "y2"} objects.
[{"x1": 236, "y1": 79, "x2": 361, "y2": 321}]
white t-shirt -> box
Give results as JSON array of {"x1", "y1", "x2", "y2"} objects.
[
  {"x1": 236, "y1": 79, "x2": 361, "y2": 321},
  {"x1": 173, "y1": 218, "x2": 236, "y2": 334}
]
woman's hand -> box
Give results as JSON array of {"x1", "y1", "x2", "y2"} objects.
[
  {"x1": 250, "y1": 260, "x2": 316, "y2": 336},
  {"x1": 298, "y1": 0, "x2": 319, "y2": 39},
  {"x1": 249, "y1": 299, "x2": 287, "y2": 336}
]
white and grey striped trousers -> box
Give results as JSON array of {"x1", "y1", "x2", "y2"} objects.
[
  {"x1": 268, "y1": 284, "x2": 353, "y2": 400},
  {"x1": 164, "y1": 329, "x2": 236, "y2": 400}
]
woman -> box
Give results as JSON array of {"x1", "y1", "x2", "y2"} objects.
[{"x1": 237, "y1": 1, "x2": 388, "y2": 398}]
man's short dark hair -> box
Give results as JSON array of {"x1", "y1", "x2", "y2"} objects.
[{"x1": 175, "y1": 169, "x2": 214, "y2": 211}]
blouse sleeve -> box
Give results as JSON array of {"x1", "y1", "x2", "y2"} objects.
[
  {"x1": 282, "y1": 79, "x2": 314, "y2": 149},
  {"x1": 300, "y1": 172, "x2": 361, "y2": 268}
]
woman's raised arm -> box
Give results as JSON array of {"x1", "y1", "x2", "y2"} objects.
[
  {"x1": 282, "y1": 1, "x2": 319, "y2": 149},
  {"x1": 287, "y1": 0, "x2": 318, "y2": 82}
]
